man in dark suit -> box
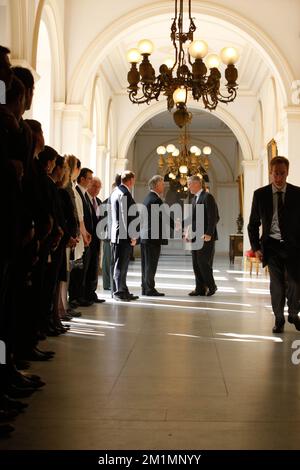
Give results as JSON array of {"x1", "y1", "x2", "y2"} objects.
[
  {"x1": 141, "y1": 175, "x2": 168, "y2": 296},
  {"x1": 110, "y1": 171, "x2": 139, "y2": 301},
  {"x1": 86, "y1": 176, "x2": 105, "y2": 303},
  {"x1": 73, "y1": 167, "x2": 94, "y2": 306},
  {"x1": 186, "y1": 175, "x2": 219, "y2": 296},
  {"x1": 248, "y1": 156, "x2": 300, "y2": 333}
]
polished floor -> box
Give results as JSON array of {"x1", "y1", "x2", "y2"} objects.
[{"x1": 1, "y1": 255, "x2": 300, "y2": 450}]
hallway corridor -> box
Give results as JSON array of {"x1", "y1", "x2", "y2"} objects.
[{"x1": 1, "y1": 255, "x2": 300, "y2": 450}]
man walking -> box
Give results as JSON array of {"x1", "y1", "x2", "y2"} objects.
[{"x1": 248, "y1": 156, "x2": 300, "y2": 333}]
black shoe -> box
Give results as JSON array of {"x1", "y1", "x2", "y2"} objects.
[
  {"x1": 77, "y1": 298, "x2": 94, "y2": 307},
  {"x1": 128, "y1": 293, "x2": 139, "y2": 300},
  {"x1": 24, "y1": 350, "x2": 52, "y2": 361},
  {"x1": 0, "y1": 395, "x2": 28, "y2": 412},
  {"x1": 206, "y1": 286, "x2": 218, "y2": 296},
  {"x1": 188, "y1": 290, "x2": 205, "y2": 296},
  {"x1": 35, "y1": 348, "x2": 55, "y2": 357},
  {"x1": 113, "y1": 294, "x2": 131, "y2": 302},
  {"x1": 5, "y1": 385, "x2": 36, "y2": 399},
  {"x1": 272, "y1": 320, "x2": 285, "y2": 333},
  {"x1": 288, "y1": 315, "x2": 300, "y2": 331},
  {"x1": 69, "y1": 300, "x2": 80, "y2": 309},
  {"x1": 94, "y1": 298, "x2": 106, "y2": 303},
  {"x1": 146, "y1": 290, "x2": 165, "y2": 297},
  {"x1": 15, "y1": 360, "x2": 30, "y2": 370},
  {"x1": 66, "y1": 308, "x2": 82, "y2": 317}
]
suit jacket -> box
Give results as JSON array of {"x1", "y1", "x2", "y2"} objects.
[
  {"x1": 141, "y1": 191, "x2": 174, "y2": 245},
  {"x1": 110, "y1": 184, "x2": 139, "y2": 244},
  {"x1": 192, "y1": 191, "x2": 219, "y2": 241},
  {"x1": 76, "y1": 185, "x2": 93, "y2": 235},
  {"x1": 248, "y1": 182, "x2": 300, "y2": 265}
]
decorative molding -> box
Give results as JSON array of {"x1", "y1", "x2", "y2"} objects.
[
  {"x1": 119, "y1": 100, "x2": 253, "y2": 166},
  {"x1": 67, "y1": 1, "x2": 293, "y2": 106}
]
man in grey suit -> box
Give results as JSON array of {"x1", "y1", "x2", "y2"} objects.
[
  {"x1": 110, "y1": 171, "x2": 139, "y2": 301},
  {"x1": 186, "y1": 175, "x2": 219, "y2": 296}
]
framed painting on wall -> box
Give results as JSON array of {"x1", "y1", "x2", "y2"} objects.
[{"x1": 267, "y1": 139, "x2": 278, "y2": 182}]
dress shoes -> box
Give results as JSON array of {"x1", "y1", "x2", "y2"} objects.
[
  {"x1": 5, "y1": 385, "x2": 36, "y2": 399},
  {"x1": 288, "y1": 315, "x2": 300, "y2": 331},
  {"x1": 15, "y1": 360, "x2": 30, "y2": 371},
  {"x1": 145, "y1": 290, "x2": 165, "y2": 296},
  {"x1": 0, "y1": 395, "x2": 28, "y2": 412},
  {"x1": 272, "y1": 320, "x2": 285, "y2": 334},
  {"x1": 91, "y1": 297, "x2": 106, "y2": 303},
  {"x1": 206, "y1": 286, "x2": 218, "y2": 296},
  {"x1": 113, "y1": 294, "x2": 131, "y2": 302},
  {"x1": 35, "y1": 347, "x2": 55, "y2": 357},
  {"x1": 66, "y1": 308, "x2": 82, "y2": 317},
  {"x1": 188, "y1": 290, "x2": 205, "y2": 296},
  {"x1": 24, "y1": 349, "x2": 53, "y2": 361},
  {"x1": 128, "y1": 293, "x2": 139, "y2": 300},
  {"x1": 76, "y1": 298, "x2": 94, "y2": 307}
]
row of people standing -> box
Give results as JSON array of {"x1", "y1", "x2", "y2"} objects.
[{"x1": 0, "y1": 45, "x2": 106, "y2": 437}]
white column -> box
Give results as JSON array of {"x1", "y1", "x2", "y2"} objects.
[
  {"x1": 53, "y1": 102, "x2": 65, "y2": 153},
  {"x1": 81, "y1": 127, "x2": 94, "y2": 168},
  {"x1": 242, "y1": 160, "x2": 261, "y2": 252},
  {"x1": 283, "y1": 107, "x2": 300, "y2": 185},
  {"x1": 95, "y1": 145, "x2": 108, "y2": 194},
  {"x1": 114, "y1": 158, "x2": 128, "y2": 174},
  {"x1": 61, "y1": 104, "x2": 85, "y2": 159}
]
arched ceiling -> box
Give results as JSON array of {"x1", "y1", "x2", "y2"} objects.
[
  {"x1": 140, "y1": 109, "x2": 232, "y2": 131},
  {"x1": 99, "y1": 11, "x2": 269, "y2": 97}
]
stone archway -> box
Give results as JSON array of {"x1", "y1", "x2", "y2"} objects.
[{"x1": 67, "y1": 1, "x2": 293, "y2": 107}]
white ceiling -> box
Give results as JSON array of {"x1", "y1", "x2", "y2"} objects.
[
  {"x1": 140, "y1": 109, "x2": 231, "y2": 132},
  {"x1": 100, "y1": 11, "x2": 269, "y2": 96}
]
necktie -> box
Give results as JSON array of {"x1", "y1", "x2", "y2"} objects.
[
  {"x1": 277, "y1": 191, "x2": 285, "y2": 238},
  {"x1": 92, "y1": 197, "x2": 98, "y2": 212},
  {"x1": 85, "y1": 193, "x2": 92, "y2": 215}
]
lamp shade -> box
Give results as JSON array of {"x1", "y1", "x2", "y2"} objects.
[
  {"x1": 190, "y1": 145, "x2": 200, "y2": 154},
  {"x1": 166, "y1": 144, "x2": 176, "y2": 154},
  {"x1": 203, "y1": 146, "x2": 211, "y2": 155},
  {"x1": 220, "y1": 47, "x2": 239, "y2": 65},
  {"x1": 172, "y1": 148, "x2": 180, "y2": 156},
  {"x1": 173, "y1": 87, "x2": 187, "y2": 104},
  {"x1": 138, "y1": 39, "x2": 154, "y2": 55},
  {"x1": 164, "y1": 57, "x2": 175, "y2": 69},
  {"x1": 206, "y1": 54, "x2": 221, "y2": 69},
  {"x1": 126, "y1": 48, "x2": 141, "y2": 63},
  {"x1": 189, "y1": 40, "x2": 208, "y2": 59},
  {"x1": 179, "y1": 165, "x2": 188, "y2": 174},
  {"x1": 156, "y1": 145, "x2": 166, "y2": 155}
]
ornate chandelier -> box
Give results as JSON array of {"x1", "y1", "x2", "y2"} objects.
[
  {"x1": 156, "y1": 124, "x2": 211, "y2": 188},
  {"x1": 126, "y1": 0, "x2": 239, "y2": 128}
]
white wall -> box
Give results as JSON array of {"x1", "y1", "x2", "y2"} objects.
[
  {"x1": 64, "y1": 0, "x2": 300, "y2": 83},
  {"x1": 0, "y1": 2, "x2": 9, "y2": 46}
]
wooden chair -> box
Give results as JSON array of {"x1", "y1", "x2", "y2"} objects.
[{"x1": 245, "y1": 249, "x2": 268, "y2": 276}]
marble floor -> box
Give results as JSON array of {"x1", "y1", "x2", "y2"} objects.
[{"x1": 1, "y1": 255, "x2": 300, "y2": 450}]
